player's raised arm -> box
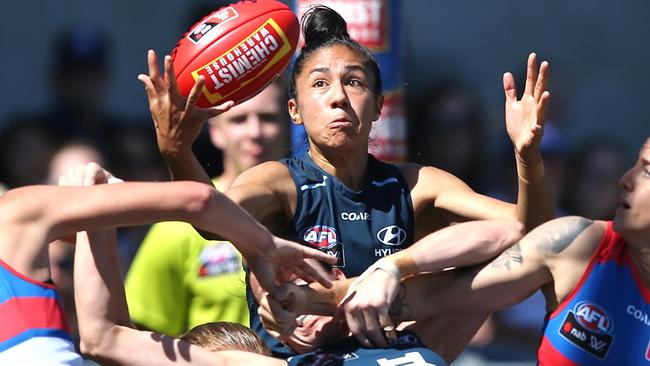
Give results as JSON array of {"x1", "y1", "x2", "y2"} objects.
[{"x1": 504, "y1": 53, "x2": 556, "y2": 231}]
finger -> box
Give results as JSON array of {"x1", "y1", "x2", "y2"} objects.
[
  {"x1": 302, "y1": 245, "x2": 338, "y2": 265},
  {"x1": 345, "y1": 308, "x2": 371, "y2": 347},
  {"x1": 83, "y1": 162, "x2": 102, "y2": 186},
  {"x1": 536, "y1": 91, "x2": 551, "y2": 128},
  {"x1": 266, "y1": 294, "x2": 298, "y2": 335},
  {"x1": 205, "y1": 100, "x2": 235, "y2": 119},
  {"x1": 137, "y1": 74, "x2": 157, "y2": 102},
  {"x1": 258, "y1": 298, "x2": 283, "y2": 333},
  {"x1": 267, "y1": 329, "x2": 282, "y2": 340},
  {"x1": 503, "y1": 72, "x2": 516, "y2": 105},
  {"x1": 163, "y1": 55, "x2": 181, "y2": 98},
  {"x1": 362, "y1": 308, "x2": 387, "y2": 348},
  {"x1": 146, "y1": 50, "x2": 166, "y2": 94},
  {"x1": 186, "y1": 76, "x2": 206, "y2": 111},
  {"x1": 73, "y1": 164, "x2": 85, "y2": 186},
  {"x1": 378, "y1": 311, "x2": 396, "y2": 344},
  {"x1": 534, "y1": 60, "x2": 549, "y2": 103},
  {"x1": 294, "y1": 259, "x2": 332, "y2": 287},
  {"x1": 524, "y1": 52, "x2": 538, "y2": 96}
]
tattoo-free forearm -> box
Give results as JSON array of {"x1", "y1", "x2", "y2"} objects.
[{"x1": 515, "y1": 152, "x2": 557, "y2": 232}]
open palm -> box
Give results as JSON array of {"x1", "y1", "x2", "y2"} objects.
[{"x1": 504, "y1": 53, "x2": 550, "y2": 160}]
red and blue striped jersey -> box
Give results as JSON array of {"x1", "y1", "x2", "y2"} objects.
[
  {"x1": 538, "y1": 222, "x2": 650, "y2": 365},
  {"x1": 0, "y1": 257, "x2": 81, "y2": 364}
]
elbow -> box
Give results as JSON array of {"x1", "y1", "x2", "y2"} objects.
[
  {"x1": 78, "y1": 329, "x2": 106, "y2": 360},
  {"x1": 485, "y1": 219, "x2": 525, "y2": 255},
  {"x1": 79, "y1": 325, "x2": 120, "y2": 361},
  {"x1": 184, "y1": 182, "x2": 217, "y2": 215},
  {"x1": 507, "y1": 220, "x2": 525, "y2": 245}
]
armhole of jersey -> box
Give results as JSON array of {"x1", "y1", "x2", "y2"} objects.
[
  {"x1": 0, "y1": 257, "x2": 58, "y2": 290},
  {"x1": 547, "y1": 222, "x2": 612, "y2": 319},
  {"x1": 387, "y1": 159, "x2": 416, "y2": 233},
  {"x1": 280, "y1": 158, "x2": 303, "y2": 231}
]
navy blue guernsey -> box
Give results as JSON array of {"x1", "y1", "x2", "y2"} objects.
[
  {"x1": 288, "y1": 331, "x2": 448, "y2": 366},
  {"x1": 247, "y1": 153, "x2": 415, "y2": 358}
]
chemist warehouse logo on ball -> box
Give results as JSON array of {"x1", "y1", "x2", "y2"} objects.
[
  {"x1": 303, "y1": 225, "x2": 345, "y2": 267},
  {"x1": 191, "y1": 18, "x2": 293, "y2": 104},
  {"x1": 559, "y1": 301, "x2": 614, "y2": 359}
]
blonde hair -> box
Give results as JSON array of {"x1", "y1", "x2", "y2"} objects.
[{"x1": 179, "y1": 322, "x2": 271, "y2": 356}]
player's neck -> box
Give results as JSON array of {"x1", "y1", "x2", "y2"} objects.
[
  {"x1": 628, "y1": 242, "x2": 650, "y2": 287},
  {"x1": 308, "y1": 149, "x2": 368, "y2": 191}
]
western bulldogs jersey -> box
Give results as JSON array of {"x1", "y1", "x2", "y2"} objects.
[
  {"x1": 247, "y1": 153, "x2": 415, "y2": 357},
  {"x1": 538, "y1": 222, "x2": 650, "y2": 365},
  {"x1": 0, "y1": 258, "x2": 82, "y2": 365},
  {"x1": 288, "y1": 331, "x2": 447, "y2": 366}
]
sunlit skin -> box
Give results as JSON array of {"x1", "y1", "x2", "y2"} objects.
[
  {"x1": 209, "y1": 84, "x2": 286, "y2": 185},
  {"x1": 283, "y1": 268, "x2": 350, "y2": 354},
  {"x1": 288, "y1": 45, "x2": 383, "y2": 188},
  {"x1": 614, "y1": 138, "x2": 650, "y2": 272}
]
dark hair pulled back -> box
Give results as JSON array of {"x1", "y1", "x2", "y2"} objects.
[{"x1": 289, "y1": 5, "x2": 382, "y2": 100}]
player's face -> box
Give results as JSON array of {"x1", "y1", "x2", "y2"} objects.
[
  {"x1": 613, "y1": 138, "x2": 650, "y2": 239},
  {"x1": 289, "y1": 44, "x2": 383, "y2": 155},
  {"x1": 209, "y1": 84, "x2": 286, "y2": 173}
]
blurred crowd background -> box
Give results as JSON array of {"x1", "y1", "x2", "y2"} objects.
[{"x1": 1, "y1": 1, "x2": 648, "y2": 365}]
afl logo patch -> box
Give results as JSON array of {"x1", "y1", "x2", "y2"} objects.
[
  {"x1": 559, "y1": 301, "x2": 614, "y2": 359},
  {"x1": 574, "y1": 301, "x2": 613, "y2": 334},
  {"x1": 303, "y1": 225, "x2": 338, "y2": 249},
  {"x1": 377, "y1": 225, "x2": 406, "y2": 246}
]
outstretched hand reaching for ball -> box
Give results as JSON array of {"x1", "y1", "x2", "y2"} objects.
[
  {"x1": 138, "y1": 50, "x2": 234, "y2": 181},
  {"x1": 504, "y1": 52, "x2": 551, "y2": 163}
]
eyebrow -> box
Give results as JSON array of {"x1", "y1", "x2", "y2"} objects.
[{"x1": 308, "y1": 64, "x2": 369, "y2": 76}]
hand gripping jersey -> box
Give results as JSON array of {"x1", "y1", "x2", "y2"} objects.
[
  {"x1": 248, "y1": 153, "x2": 415, "y2": 357},
  {"x1": 0, "y1": 258, "x2": 82, "y2": 365},
  {"x1": 538, "y1": 222, "x2": 650, "y2": 365},
  {"x1": 288, "y1": 331, "x2": 447, "y2": 366}
]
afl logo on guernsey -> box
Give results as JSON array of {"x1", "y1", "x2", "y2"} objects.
[
  {"x1": 303, "y1": 225, "x2": 338, "y2": 249},
  {"x1": 559, "y1": 300, "x2": 614, "y2": 359},
  {"x1": 377, "y1": 225, "x2": 407, "y2": 246},
  {"x1": 574, "y1": 301, "x2": 613, "y2": 334}
]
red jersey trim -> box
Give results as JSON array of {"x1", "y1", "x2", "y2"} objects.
[
  {"x1": 0, "y1": 257, "x2": 57, "y2": 290},
  {"x1": 547, "y1": 222, "x2": 612, "y2": 320},
  {"x1": 537, "y1": 335, "x2": 579, "y2": 366}
]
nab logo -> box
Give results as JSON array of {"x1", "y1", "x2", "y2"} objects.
[
  {"x1": 377, "y1": 225, "x2": 407, "y2": 246},
  {"x1": 574, "y1": 301, "x2": 613, "y2": 334},
  {"x1": 303, "y1": 225, "x2": 338, "y2": 250}
]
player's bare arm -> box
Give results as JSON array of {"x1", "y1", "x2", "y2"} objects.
[
  {"x1": 387, "y1": 216, "x2": 598, "y2": 321},
  {"x1": 226, "y1": 161, "x2": 296, "y2": 235}
]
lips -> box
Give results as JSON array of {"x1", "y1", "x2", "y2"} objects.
[
  {"x1": 329, "y1": 116, "x2": 354, "y2": 127},
  {"x1": 618, "y1": 196, "x2": 631, "y2": 210}
]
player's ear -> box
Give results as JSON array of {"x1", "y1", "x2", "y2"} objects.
[
  {"x1": 288, "y1": 99, "x2": 302, "y2": 125},
  {"x1": 332, "y1": 268, "x2": 346, "y2": 280}
]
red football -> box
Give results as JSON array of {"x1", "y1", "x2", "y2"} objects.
[{"x1": 172, "y1": 0, "x2": 299, "y2": 107}]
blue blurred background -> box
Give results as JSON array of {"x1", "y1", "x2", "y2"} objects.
[
  {"x1": 1, "y1": 1, "x2": 647, "y2": 364},
  {"x1": 2, "y1": 0, "x2": 648, "y2": 154}
]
